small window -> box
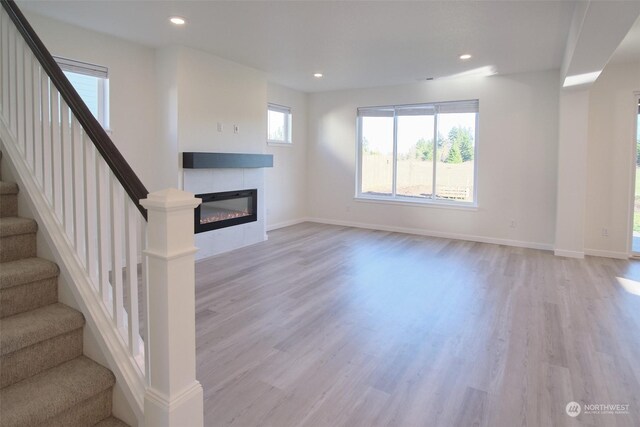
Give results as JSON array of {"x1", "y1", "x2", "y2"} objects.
[
  {"x1": 357, "y1": 100, "x2": 478, "y2": 206},
  {"x1": 54, "y1": 56, "x2": 110, "y2": 129},
  {"x1": 267, "y1": 103, "x2": 292, "y2": 144}
]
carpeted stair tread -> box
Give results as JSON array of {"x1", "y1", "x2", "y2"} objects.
[
  {"x1": 94, "y1": 416, "x2": 130, "y2": 427},
  {"x1": 0, "y1": 181, "x2": 18, "y2": 195},
  {"x1": 0, "y1": 303, "x2": 84, "y2": 356},
  {"x1": 0, "y1": 356, "x2": 115, "y2": 427},
  {"x1": 0, "y1": 257, "x2": 59, "y2": 290},
  {"x1": 0, "y1": 217, "x2": 37, "y2": 237}
]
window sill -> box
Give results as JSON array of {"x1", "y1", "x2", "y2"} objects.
[
  {"x1": 267, "y1": 141, "x2": 292, "y2": 147},
  {"x1": 354, "y1": 195, "x2": 478, "y2": 211}
]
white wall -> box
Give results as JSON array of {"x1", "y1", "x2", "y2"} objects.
[
  {"x1": 154, "y1": 47, "x2": 181, "y2": 189},
  {"x1": 176, "y1": 47, "x2": 267, "y2": 155},
  {"x1": 307, "y1": 70, "x2": 560, "y2": 248},
  {"x1": 554, "y1": 88, "x2": 589, "y2": 258},
  {"x1": 24, "y1": 12, "x2": 169, "y2": 191},
  {"x1": 266, "y1": 83, "x2": 308, "y2": 229},
  {"x1": 585, "y1": 61, "x2": 640, "y2": 257}
]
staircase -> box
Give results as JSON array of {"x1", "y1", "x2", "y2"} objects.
[
  {"x1": 1, "y1": 1, "x2": 204, "y2": 424},
  {"x1": 0, "y1": 152, "x2": 128, "y2": 426}
]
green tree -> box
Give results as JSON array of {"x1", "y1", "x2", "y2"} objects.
[
  {"x1": 448, "y1": 126, "x2": 474, "y2": 162},
  {"x1": 415, "y1": 138, "x2": 434, "y2": 160},
  {"x1": 459, "y1": 133, "x2": 474, "y2": 162},
  {"x1": 446, "y1": 140, "x2": 462, "y2": 163}
]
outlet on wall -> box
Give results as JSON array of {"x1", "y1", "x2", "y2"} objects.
[
  {"x1": 233, "y1": 124, "x2": 239, "y2": 134},
  {"x1": 509, "y1": 219, "x2": 517, "y2": 228},
  {"x1": 217, "y1": 122, "x2": 223, "y2": 132},
  {"x1": 602, "y1": 228, "x2": 609, "y2": 238}
]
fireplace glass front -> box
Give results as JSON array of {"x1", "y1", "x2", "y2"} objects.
[{"x1": 194, "y1": 189, "x2": 257, "y2": 233}]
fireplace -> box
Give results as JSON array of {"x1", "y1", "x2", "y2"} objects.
[{"x1": 194, "y1": 189, "x2": 257, "y2": 233}]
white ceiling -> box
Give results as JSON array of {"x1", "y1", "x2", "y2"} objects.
[{"x1": 16, "y1": 1, "x2": 588, "y2": 92}]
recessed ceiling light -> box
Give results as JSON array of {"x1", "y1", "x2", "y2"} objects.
[
  {"x1": 313, "y1": 73, "x2": 323, "y2": 78},
  {"x1": 459, "y1": 54, "x2": 472, "y2": 60},
  {"x1": 169, "y1": 16, "x2": 186, "y2": 25}
]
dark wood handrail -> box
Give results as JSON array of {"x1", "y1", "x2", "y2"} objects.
[{"x1": 1, "y1": 0, "x2": 148, "y2": 219}]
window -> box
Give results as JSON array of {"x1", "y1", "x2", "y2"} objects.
[
  {"x1": 267, "y1": 103, "x2": 292, "y2": 144},
  {"x1": 54, "y1": 56, "x2": 109, "y2": 129},
  {"x1": 357, "y1": 100, "x2": 478, "y2": 205}
]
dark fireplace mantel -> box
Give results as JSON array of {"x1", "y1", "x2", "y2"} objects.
[{"x1": 183, "y1": 152, "x2": 273, "y2": 169}]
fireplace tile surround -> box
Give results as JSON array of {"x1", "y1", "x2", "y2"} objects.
[{"x1": 182, "y1": 160, "x2": 268, "y2": 260}]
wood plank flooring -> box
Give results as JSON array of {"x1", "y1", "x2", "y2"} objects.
[{"x1": 194, "y1": 222, "x2": 640, "y2": 427}]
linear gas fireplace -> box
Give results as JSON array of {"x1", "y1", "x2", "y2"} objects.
[{"x1": 194, "y1": 189, "x2": 257, "y2": 233}]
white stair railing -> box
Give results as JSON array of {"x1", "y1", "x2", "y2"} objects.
[{"x1": 0, "y1": 2, "x2": 203, "y2": 426}]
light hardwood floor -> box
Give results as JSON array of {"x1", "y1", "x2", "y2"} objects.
[{"x1": 195, "y1": 222, "x2": 640, "y2": 427}]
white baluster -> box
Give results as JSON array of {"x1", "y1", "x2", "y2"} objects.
[
  {"x1": 22, "y1": 40, "x2": 34, "y2": 164},
  {"x1": 72, "y1": 118, "x2": 84, "y2": 254},
  {"x1": 50, "y1": 84, "x2": 60, "y2": 218},
  {"x1": 60, "y1": 103, "x2": 71, "y2": 235},
  {"x1": 125, "y1": 200, "x2": 140, "y2": 357},
  {"x1": 40, "y1": 74, "x2": 50, "y2": 197},
  {"x1": 15, "y1": 35, "x2": 24, "y2": 153},
  {"x1": 9, "y1": 23, "x2": 16, "y2": 135},
  {"x1": 29, "y1": 51, "x2": 37, "y2": 170},
  {"x1": 33, "y1": 65, "x2": 43, "y2": 187},
  {"x1": 97, "y1": 158, "x2": 111, "y2": 307},
  {"x1": 110, "y1": 174, "x2": 124, "y2": 330},
  {"x1": 141, "y1": 217, "x2": 150, "y2": 378},
  {"x1": 84, "y1": 134, "x2": 98, "y2": 284}
]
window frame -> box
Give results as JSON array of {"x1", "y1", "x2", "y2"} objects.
[
  {"x1": 54, "y1": 56, "x2": 110, "y2": 130},
  {"x1": 267, "y1": 103, "x2": 292, "y2": 145},
  {"x1": 355, "y1": 100, "x2": 479, "y2": 208}
]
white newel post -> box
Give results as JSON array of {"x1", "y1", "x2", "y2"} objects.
[{"x1": 140, "y1": 189, "x2": 204, "y2": 427}]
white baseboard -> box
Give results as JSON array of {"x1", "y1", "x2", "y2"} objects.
[
  {"x1": 305, "y1": 217, "x2": 554, "y2": 251},
  {"x1": 266, "y1": 217, "x2": 309, "y2": 231},
  {"x1": 584, "y1": 248, "x2": 629, "y2": 259},
  {"x1": 263, "y1": 218, "x2": 631, "y2": 260},
  {"x1": 553, "y1": 249, "x2": 585, "y2": 259}
]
